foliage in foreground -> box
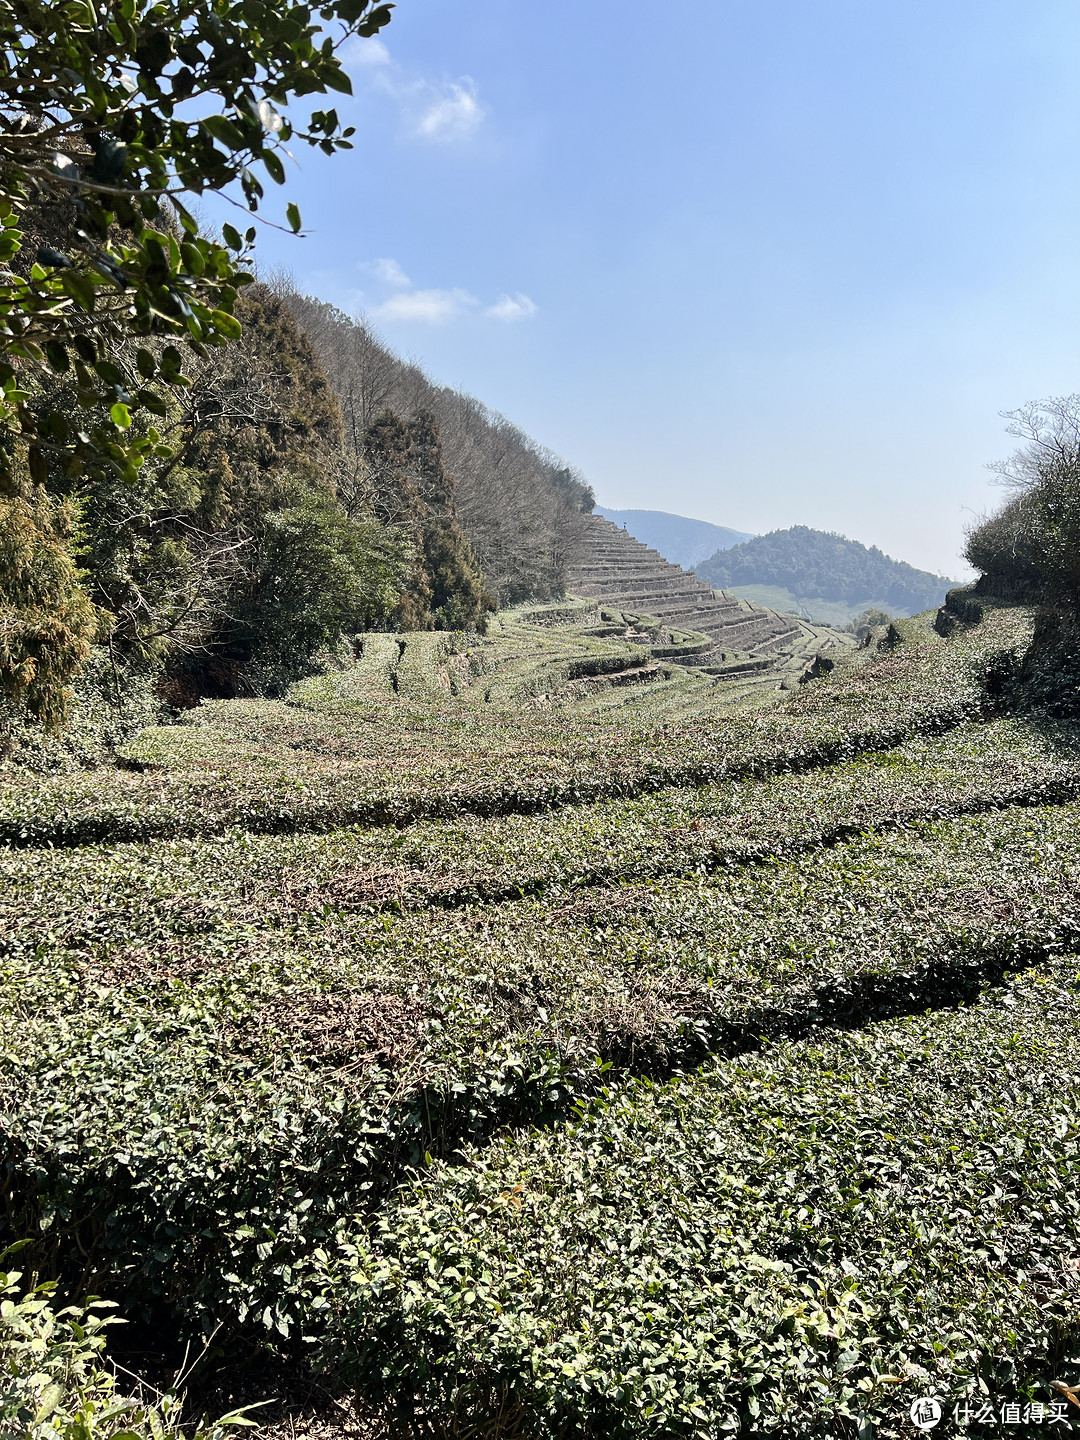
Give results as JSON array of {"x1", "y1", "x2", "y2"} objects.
[
  {"x1": 1, "y1": 0, "x2": 392, "y2": 486},
  {"x1": 0, "y1": 1259, "x2": 248, "y2": 1439},
  {"x1": 5, "y1": 759, "x2": 1080, "y2": 1368}
]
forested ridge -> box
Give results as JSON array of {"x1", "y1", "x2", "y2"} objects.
[
  {"x1": 285, "y1": 285, "x2": 595, "y2": 607},
  {"x1": 2, "y1": 247, "x2": 594, "y2": 742},
  {"x1": 696, "y1": 524, "x2": 956, "y2": 614}
]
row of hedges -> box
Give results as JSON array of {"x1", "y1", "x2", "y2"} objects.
[
  {"x1": 4, "y1": 789, "x2": 1080, "y2": 1348},
  {"x1": 0, "y1": 609, "x2": 1033, "y2": 849},
  {"x1": 322, "y1": 961, "x2": 1080, "y2": 1437},
  {"x1": 2, "y1": 715, "x2": 1075, "y2": 954}
]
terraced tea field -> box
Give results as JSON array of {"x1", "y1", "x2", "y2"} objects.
[{"x1": 4, "y1": 599, "x2": 1080, "y2": 1439}]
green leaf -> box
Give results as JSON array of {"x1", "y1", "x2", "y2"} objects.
[
  {"x1": 133, "y1": 387, "x2": 167, "y2": 416},
  {"x1": 60, "y1": 270, "x2": 98, "y2": 311},
  {"x1": 202, "y1": 113, "x2": 247, "y2": 150},
  {"x1": 110, "y1": 401, "x2": 132, "y2": 429},
  {"x1": 286, "y1": 202, "x2": 302, "y2": 233},
  {"x1": 321, "y1": 65, "x2": 353, "y2": 95},
  {"x1": 45, "y1": 341, "x2": 70, "y2": 373},
  {"x1": 180, "y1": 241, "x2": 205, "y2": 276},
  {"x1": 210, "y1": 309, "x2": 242, "y2": 339},
  {"x1": 262, "y1": 149, "x2": 286, "y2": 184},
  {"x1": 33, "y1": 1384, "x2": 64, "y2": 1424},
  {"x1": 94, "y1": 359, "x2": 126, "y2": 386}
]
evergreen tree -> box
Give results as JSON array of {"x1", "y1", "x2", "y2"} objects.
[
  {"x1": 0, "y1": 483, "x2": 103, "y2": 733},
  {"x1": 410, "y1": 412, "x2": 494, "y2": 631}
]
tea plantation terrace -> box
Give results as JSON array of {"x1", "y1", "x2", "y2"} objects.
[{"x1": 568, "y1": 513, "x2": 801, "y2": 657}]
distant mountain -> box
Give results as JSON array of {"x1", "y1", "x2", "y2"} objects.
[
  {"x1": 595, "y1": 508, "x2": 753, "y2": 570},
  {"x1": 696, "y1": 526, "x2": 958, "y2": 619}
]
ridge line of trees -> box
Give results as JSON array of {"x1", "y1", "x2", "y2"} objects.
[{"x1": 696, "y1": 524, "x2": 955, "y2": 614}]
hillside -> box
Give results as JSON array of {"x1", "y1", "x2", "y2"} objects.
[
  {"x1": 282, "y1": 284, "x2": 594, "y2": 607},
  {"x1": 8, "y1": 594, "x2": 1080, "y2": 1439},
  {"x1": 696, "y1": 524, "x2": 959, "y2": 622},
  {"x1": 3, "y1": 264, "x2": 597, "y2": 730},
  {"x1": 11, "y1": 7, "x2": 1080, "y2": 1439},
  {"x1": 566, "y1": 514, "x2": 807, "y2": 662},
  {"x1": 594, "y1": 507, "x2": 752, "y2": 567}
]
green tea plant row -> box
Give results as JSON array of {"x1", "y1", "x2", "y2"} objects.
[
  {"x1": 324, "y1": 962, "x2": 1080, "y2": 1438},
  {"x1": 2, "y1": 600, "x2": 1068, "y2": 1437},
  {"x1": 2, "y1": 716, "x2": 1075, "y2": 957},
  {"x1": 0, "y1": 609, "x2": 1032, "y2": 849},
  {"x1": 4, "y1": 797, "x2": 1080, "y2": 1353},
  {"x1": 6, "y1": 717, "x2": 1077, "y2": 961}
]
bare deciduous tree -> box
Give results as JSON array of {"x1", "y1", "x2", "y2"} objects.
[{"x1": 268, "y1": 276, "x2": 594, "y2": 605}]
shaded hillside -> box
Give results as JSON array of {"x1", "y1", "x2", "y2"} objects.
[
  {"x1": 281, "y1": 285, "x2": 594, "y2": 605},
  {"x1": 697, "y1": 525, "x2": 958, "y2": 616},
  {"x1": 595, "y1": 507, "x2": 752, "y2": 568}
]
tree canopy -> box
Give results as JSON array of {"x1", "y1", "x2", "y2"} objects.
[{"x1": 0, "y1": 0, "x2": 392, "y2": 490}]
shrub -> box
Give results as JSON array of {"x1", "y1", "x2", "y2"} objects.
[
  {"x1": 323, "y1": 964, "x2": 1080, "y2": 1438},
  {"x1": 0, "y1": 1256, "x2": 247, "y2": 1440},
  {"x1": 220, "y1": 495, "x2": 412, "y2": 695}
]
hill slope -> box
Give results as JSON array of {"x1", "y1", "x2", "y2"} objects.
[
  {"x1": 595, "y1": 507, "x2": 752, "y2": 568},
  {"x1": 283, "y1": 285, "x2": 594, "y2": 606},
  {"x1": 697, "y1": 524, "x2": 959, "y2": 618},
  {"x1": 12, "y1": 599, "x2": 1080, "y2": 1440}
]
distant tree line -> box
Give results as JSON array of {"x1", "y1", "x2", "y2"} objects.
[{"x1": 696, "y1": 525, "x2": 954, "y2": 613}]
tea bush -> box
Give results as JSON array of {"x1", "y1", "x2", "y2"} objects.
[
  {"x1": 5, "y1": 793, "x2": 1080, "y2": 1348},
  {"x1": 0, "y1": 607, "x2": 1031, "y2": 849},
  {"x1": 4, "y1": 597, "x2": 1080, "y2": 1438},
  {"x1": 325, "y1": 964, "x2": 1080, "y2": 1438},
  {"x1": 0, "y1": 1259, "x2": 247, "y2": 1439}
]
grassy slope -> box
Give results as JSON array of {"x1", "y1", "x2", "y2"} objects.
[{"x1": 4, "y1": 599, "x2": 1080, "y2": 1437}]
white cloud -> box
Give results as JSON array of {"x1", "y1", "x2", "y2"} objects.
[
  {"x1": 362, "y1": 257, "x2": 411, "y2": 288},
  {"x1": 486, "y1": 292, "x2": 538, "y2": 322},
  {"x1": 370, "y1": 287, "x2": 478, "y2": 324},
  {"x1": 346, "y1": 36, "x2": 390, "y2": 68},
  {"x1": 344, "y1": 41, "x2": 486, "y2": 144},
  {"x1": 358, "y1": 260, "x2": 538, "y2": 326},
  {"x1": 414, "y1": 81, "x2": 483, "y2": 143}
]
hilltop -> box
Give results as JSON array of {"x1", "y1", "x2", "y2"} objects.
[
  {"x1": 696, "y1": 523, "x2": 960, "y2": 625},
  {"x1": 594, "y1": 507, "x2": 752, "y2": 568}
]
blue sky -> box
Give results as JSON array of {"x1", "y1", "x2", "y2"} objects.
[{"x1": 245, "y1": 0, "x2": 1080, "y2": 577}]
